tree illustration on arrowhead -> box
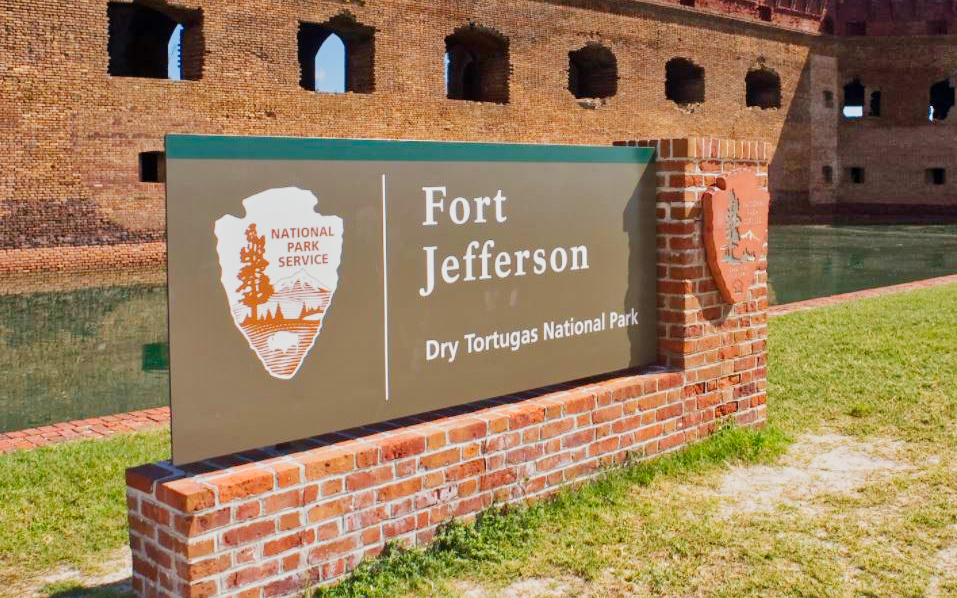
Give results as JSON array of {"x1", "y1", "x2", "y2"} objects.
[
  {"x1": 236, "y1": 223, "x2": 274, "y2": 323},
  {"x1": 725, "y1": 190, "x2": 742, "y2": 262}
]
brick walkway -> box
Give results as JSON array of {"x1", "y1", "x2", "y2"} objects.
[
  {"x1": 1, "y1": 274, "x2": 955, "y2": 455},
  {"x1": 0, "y1": 407, "x2": 170, "y2": 453},
  {"x1": 767, "y1": 274, "x2": 957, "y2": 316}
]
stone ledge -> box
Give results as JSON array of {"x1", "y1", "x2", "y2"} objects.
[
  {"x1": 615, "y1": 137, "x2": 772, "y2": 162},
  {"x1": 0, "y1": 241, "x2": 167, "y2": 274}
]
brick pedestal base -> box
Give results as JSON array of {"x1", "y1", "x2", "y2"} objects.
[{"x1": 126, "y1": 138, "x2": 770, "y2": 598}]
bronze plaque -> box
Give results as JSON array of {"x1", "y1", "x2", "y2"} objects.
[{"x1": 165, "y1": 136, "x2": 657, "y2": 464}]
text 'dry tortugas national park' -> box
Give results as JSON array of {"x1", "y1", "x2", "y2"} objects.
[
  {"x1": 131, "y1": 136, "x2": 773, "y2": 597},
  {"x1": 1, "y1": 0, "x2": 956, "y2": 597}
]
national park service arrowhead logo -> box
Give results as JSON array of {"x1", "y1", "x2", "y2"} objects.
[
  {"x1": 214, "y1": 188, "x2": 343, "y2": 380},
  {"x1": 703, "y1": 170, "x2": 769, "y2": 304}
]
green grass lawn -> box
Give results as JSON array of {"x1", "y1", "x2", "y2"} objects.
[
  {"x1": 0, "y1": 427, "x2": 169, "y2": 591},
  {"x1": 2, "y1": 283, "x2": 956, "y2": 597}
]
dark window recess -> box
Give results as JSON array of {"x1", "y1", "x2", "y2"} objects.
[
  {"x1": 568, "y1": 43, "x2": 618, "y2": 100},
  {"x1": 930, "y1": 79, "x2": 955, "y2": 121},
  {"x1": 928, "y1": 20, "x2": 948, "y2": 35},
  {"x1": 746, "y1": 68, "x2": 781, "y2": 109},
  {"x1": 869, "y1": 91, "x2": 881, "y2": 117},
  {"x1": 846, "y1": 21, "x2": 867, "y2": 36},
  {"x1": 927, "y1": 168, "x2": 947, "y2": 185},
  {"x1": 665, "y1": 57, "x2": 705, "y2": 106},
  {"x1": 107, "y1": 1, "x2": 203, "y2": 80},
  {"x1": 445, "y1": 25, "x2": 510, "y2": 104},
  {"x1": 822, "y1": 165, "x2": 833, "y2": 184},
  {"x1": 823, "y1": 90, "x2": 834, "y2": 108},
  {"x1": 848, "y1": 167, "x2": 865, "y2": 184},
  {"x1": 139, "y1": 151, "x2": 165, "y2": 183},
  {"x1": 758, "y1": 6, "x2": 773, "y2": 21},
  {"x1": 298, "y1": 14, "x2": 375, "y2": 94},
  {"x1": 843, "y1": 78, "x2": 865, "y2": 117},
  {"x1": 142, "y1": 343, "x2": 170, "y2": 372}
]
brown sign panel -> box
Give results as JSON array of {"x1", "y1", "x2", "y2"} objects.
[
  {"x1": 703, "y1": 170, "x2": 770, "y2": 304},
  {"x1": 165, "y1": 136, "x2": 657, "y2": 464}
]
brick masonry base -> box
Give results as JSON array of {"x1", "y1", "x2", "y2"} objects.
[{"x1": 126, "y1": 138, "x2": 770, "y2": 598}]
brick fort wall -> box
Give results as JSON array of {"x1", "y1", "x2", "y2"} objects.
[{"x1": 1, "y1": 0, "x2": 822, "y2": 254}]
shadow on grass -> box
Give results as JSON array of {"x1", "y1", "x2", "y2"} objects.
[{"x1": 45, "y1": 577, "x2": 133, "y2": 598}]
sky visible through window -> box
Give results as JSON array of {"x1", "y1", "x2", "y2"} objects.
[
  {"x1": 315, "y1": 35, "x2": 345, "y2": 93},
  {"x1": 842, "y1": 105, "x2": 863, "y2": 118},
  {"x1": 168, "y1": 24, "x2": 182, "y2": 80},
  {"x1": 167, "y1": 29, "x2": 452, "y2": 91}
]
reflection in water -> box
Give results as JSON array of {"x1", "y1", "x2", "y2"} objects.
[
  {"x1": 1, "y1": 225, "x2": 957, "y2": 432},
  {"x1": 767, "y1": 224, "x2": 957, "y2": 305},
  {"x1": 0, "y1": 284, "x2": 168, "y2": 432}
]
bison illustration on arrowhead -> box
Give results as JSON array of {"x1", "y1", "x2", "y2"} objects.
[
  {"x1": 214, "y1": 188, "x2": 343, "y2": 380},
  {"x1": 702, "y1": 170, "x2": 769, "y2": 305}
]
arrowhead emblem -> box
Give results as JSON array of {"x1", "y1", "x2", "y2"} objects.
[
  {"x1": 703, "y1": 170, "x2": 769, "y2": 304},
  {"x1": 213, "y1": 188, "x2": 343, "y2": 380}
]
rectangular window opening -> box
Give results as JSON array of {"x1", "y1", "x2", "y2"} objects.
[
  {"x1": 848, "y1": 167, "x2": 865, "y2": 185},
  {"x1": 139, "y1": 151, "x2": 166, "y2": 183},
  {"x1": 846, "y1": 21, "x2": 867, "y2": 36},
  {"x1": 927, "y1": 168, "x2": 946, "y2": 185}
]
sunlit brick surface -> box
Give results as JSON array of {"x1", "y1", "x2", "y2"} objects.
[{"x1": 124, "y1": 139, "x2": 771, "y2": 597}]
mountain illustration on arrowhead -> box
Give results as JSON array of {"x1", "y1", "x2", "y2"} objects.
[{"x1": 214, "y1": 188, "x2": 343, "y2": 380}]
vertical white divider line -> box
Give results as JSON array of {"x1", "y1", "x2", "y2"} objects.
[{"x1": 382, "y1": 174, "x2": 391, "y2": 402}]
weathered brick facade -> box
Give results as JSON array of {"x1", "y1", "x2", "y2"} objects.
[
  {"x1": 0, "y1": 0, "x2": 824, "y2": 254},
  {"x1": 125, "y1": 138, "x2": 771, "y2": 598},
  {"x1": 3, "y1": 0, "x2": 955, "y2": 260},
  {"x1": 829, "y1": 35, "x2": 957, "y2": 212},
  {"x1": 3, "y1": 0, "x2": 953, "y2": 258}
]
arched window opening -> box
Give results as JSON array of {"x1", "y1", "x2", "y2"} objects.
[
  {"x1": 568, "y1": 43, "x2": 618, "y2": 100},
  {"x1": 108, "y1": 1, "x2": 203, "y2": 80},
  {"x1": 314, "y1": 34, "x2": 346, "y2": 94},
  {"x1": 842, "y1": 79, "x2": 865, "y2": 118},
  {"x1": 929, "y1": 78, "x2": 955, "y2": 121},
  {"x1": 745, "y1": 68, "x2": 781, "y2": 109},
  {"x1": 298, "y1": 15, "x2": 375, "y2": 94},
  {"x1": 445, "y1": 25, "x2": 510, "y2": 104},
  {"x1": 665, "y1": 58, "x2": 705, "y2": 107}
]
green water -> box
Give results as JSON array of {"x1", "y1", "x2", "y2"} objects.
[
  {"x1": 1, "y1": 224, "x2": 956, "y2": 432},
  {"x1": 768, "y1": 225, "x2": 957, "y2": 305},
  {"x1": 0, "y1": 285, "x2": 168, "y2": 432}
]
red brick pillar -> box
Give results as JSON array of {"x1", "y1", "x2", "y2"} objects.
[
  {"x1": 125, "y1": 138, "x2": 770, "y2": 598},
  {"x1": 637, "y1": 137, "x2": 770, "y2": 431}
]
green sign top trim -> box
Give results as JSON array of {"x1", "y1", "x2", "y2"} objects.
[{"x1": 165, "y1": 135, "x2": 655, "y2": 164}]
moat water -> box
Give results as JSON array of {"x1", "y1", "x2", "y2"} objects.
[{"x1": 2, "y1": 224, "x2": 957, "y2": 433}]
